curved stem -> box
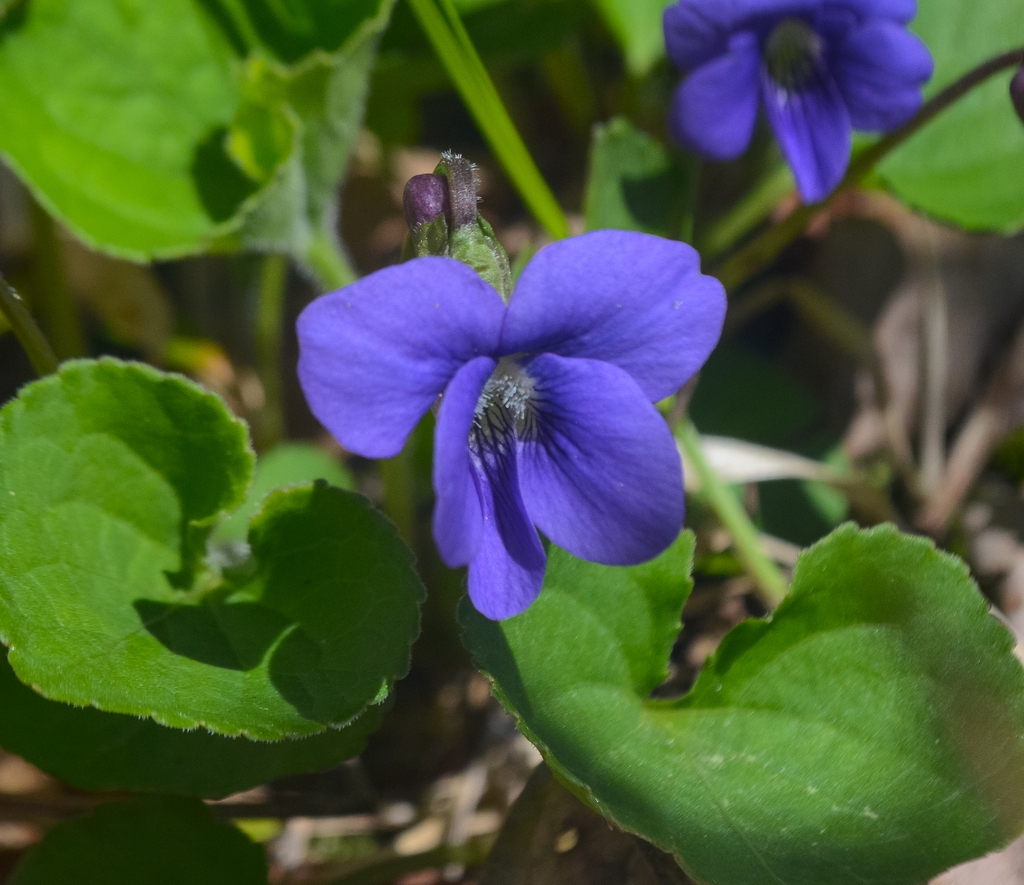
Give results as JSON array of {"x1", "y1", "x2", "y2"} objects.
[
  {"x1": 677, "y1": 418, "x2": 788, "y2": 607},
  {"x1": 303, "y1": 226, "x2": 357, "y2": 292},
  {"x1": 0, "y1": 273, "x2": 59, "y2": 376},
  {"x1": 714, "y1": 46, "x2": 1024, "y2": 291}
]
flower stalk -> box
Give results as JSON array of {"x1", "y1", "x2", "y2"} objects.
[
  {"x1": 0, "y1": 272, "x2": 59, "y2": 377},
  {"x1": 677, "y1": 418, "x2": 789, "y2": 607},
  {"x1": 715, "y1": 45, "x2": 1024, "y2": 292}
]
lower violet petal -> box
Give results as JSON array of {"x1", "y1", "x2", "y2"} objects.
[
  {"x1": 761, "y1": 62, "x2": 852, "y2": 203},
  {"x1": 433, "y1": 356, "x2": 496, "y2": 568},
  {"x1": 669, "y1": 31, "x2": 762, "y2": 161},
  {"x1": 518, "y1": 354, "x2": 684, "y2": 566},
  {"x1": 467, "y1": 430, "x2": 546, "y2": 621}
]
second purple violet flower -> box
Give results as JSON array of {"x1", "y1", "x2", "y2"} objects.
[{"x1": 664, "y1": 0, "x2": 934, "y2": 203}]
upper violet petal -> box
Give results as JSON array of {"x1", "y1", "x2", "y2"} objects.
[
  {"x1": 501, "y1": 231, "x2": 726, "y2": 403},
  {"x1": 433, "y1": 356, "x2": 496, "y2": 568},
  {"x1": 664, "y1": 0, "x2": 820, "y2": 71},
  {"x1": 519, "y1": 354, "x2": 684, "y2": 566},
  {"x1": 467, "y1": 434, "x2": 546, "y2": 621},
  {"x1": 296, "y1": 257, "x2": 505, "y2": 459},
  {"x1": 669, "y1": 31, "x2": 761, "y2": 161},
  {"x1": 830, "y1": 21, "x2": 932, "y2": 131},
  {"x1": 824, "y1": 0, "x2": 916, "y2": 24},
  {"x1": 761, "y1": 63, "x2": 852, "y2": 203}
]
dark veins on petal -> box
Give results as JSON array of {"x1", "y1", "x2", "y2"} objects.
[
  {"x1": 470, "y1": 357, "x2": 537, "y2": 454},
  {"x1": 764, "y1": 17, "x2": 824, "y2": 92}
]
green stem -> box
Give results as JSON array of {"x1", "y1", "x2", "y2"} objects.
[
  {"x1": 677, "y1": 418, "x2": 788, "y2": 607},
  {"x1": 407, "y1": 0, "x2": 571, "y2": 240},
  {"x1": 303, "y1": 226, "x2": 357, "y2": 292},
  {"x1": 697, "y1": 162, "x2": 793, "y2": 259},
  {"x1": 0, "y1": 273, "x2": 59, "y2": 376},
  {"x1": 29, "y1": 200, "x2": 85, "y2": 359},
  {"x1": 255, "y1": 253, "x2": 289, "y2": 450},
  {"x1": 714, "y1": 46, "x2": 1024, "y2": 292}
]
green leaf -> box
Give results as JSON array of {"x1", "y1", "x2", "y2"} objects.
[
  {"x1": 583, "y1": 117, "x2": 691, "y2": 237},
  {"x1": 217, "y1": 0, "x2": 396, "y2": 281},
  {"x1": 212, "y1": 442, "x2": 354, "y2": 546},
  {"x1": 587, "y1": 0, "x2": 672, "y2": 76},
  {"x1": 879, "y1": 3, "x2": 1024, "y2": 232},
  {"x1": 462, "y1": 526, "x2": 1024, "y2": 885},
  {"x1": 0, "y1": 0, "x2": 257, "y2": 260},
  {"x1": 0, "y1": 650, "x2": 384, "y2": 798},
  {"x1": 10, "y1": 796, "x2": 267, "y2": 885},
  {"x1": 0, "y1": 0, "x2": 392, "y2": 270},
  {"x1": 0, "y1": 359, "x2": 422, "y2": 740}
]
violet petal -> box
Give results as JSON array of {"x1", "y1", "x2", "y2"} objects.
[
  {"x1": 519, "y1": 354, "x2": 684, "y2": 566},
  {"x1": 761, "y1": 62, "x2": 852, "y2": 203},
  {"x1": 501, "y1": 230, "x2": 726, "y2": 403},
  {"x1": 296, "y1": 257, "x2": 504, "y2": 459},
  {"x1": 467, "y1": 434, "x2": 546, "y2": 621},
  {"x1": 433, "y1": 356, "x2": 496, "y2": 567},
  {"x1": 669, "y1": 31, "x2": 762, "y2": 161},
  {"x1": 830, "y1": 20, "x2": 932, "y2": 131}
]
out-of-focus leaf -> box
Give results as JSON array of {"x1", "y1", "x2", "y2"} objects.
[
  {"x1": 587, "y1": 0, "x2": 672, "y2": 76},
  {"x1": 0, "y1": 651, "x2": 384, "y2": 799},
  {"x1": 213, "y1": 442, "x2": 354, "y2": 546},
  {"x1": 584, "y1": 117, "x2": 690, "y2": 237},
  {"x1": 0, "y1": 0, "x2": 252, "y2": 259},
  {"x1": 880, "y1": 2, "x2": 1024, "y2": 232},
  {"x1": 0, "y1": 359, "x2": 422, "y2": 740},
  {"x1": 209, "y1": 0, "x2": 397, "y2": 281},
  {"x1": 463, "y1": 526, "x2": 1024, "y2": 885},
  {"x1": 10, "y1": 796, "x2": 267, "y2": 885}
]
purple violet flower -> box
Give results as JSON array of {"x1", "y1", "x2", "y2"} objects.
[
  {"x1": 664, "y1": 0, "x2": 933, "y2": 203},
  {"x1": 296, "y1": 231, "x2": 726, "y2": 620}
]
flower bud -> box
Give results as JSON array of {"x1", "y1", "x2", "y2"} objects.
[
  {"x1": 403, "y1": 174, "x2": 450, "y2": 231},
  {"x1": 1012, "y1": 67, "x2": 1024, "y2": 127},
  {"x1": 435, "y1": 152, "x2": 512, "y2": 302}
]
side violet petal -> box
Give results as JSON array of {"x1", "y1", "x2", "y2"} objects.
[
  {"x1": 830, "y1": 21, "x2": 933, "y2": 131},
  {"x1": 296, "y1": 257, "x2": 505, "y2": 459},
  {"x1": 500, "y1": 230, "x2": 726, "y2": 404},
  {"x1": 518, "y1": 354, "x2": 684, "y2": 566},
  {"x1": 433, "y1": 356, "x2": 496, "y2": 568},
  {"x1": 669, "y1": 31, "x2": 761, "y2": 161},
  {"x1": 467, "y1": 432, "x2": 546, "y2": 621},
  {"x1": 664, "y1": 0, "x2": 821, "y2": 71},
  {"x1": 761, "y1": 62, "x2": 852, "y2": 203}
]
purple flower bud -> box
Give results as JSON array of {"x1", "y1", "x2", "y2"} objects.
[
  {"x1": 403, "y1": 174, "x2": 451, "y2": 232},
  {"x1": 1012, "y1": 68, "x2": 1024, "y2": 126}
]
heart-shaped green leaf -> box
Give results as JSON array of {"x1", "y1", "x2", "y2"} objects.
[
  {"x1": 880, "y1": 1, "x2": 1024, "y2": 232},
  {"x1": 10, "y1": 796, "x2": 267, "y2": 885},
  {"x1": 211, "y1": 442, "x2": 354, "y2": 547},
  {"x1": 0, "y1": 651, "x2": 383, "y2": 799},
  {"x1": 0, "y1": 359, "x2": 423, "y2": 740},
  {"x1": 462, "y1": 526, "x2": 1024, "y2": 885}
]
